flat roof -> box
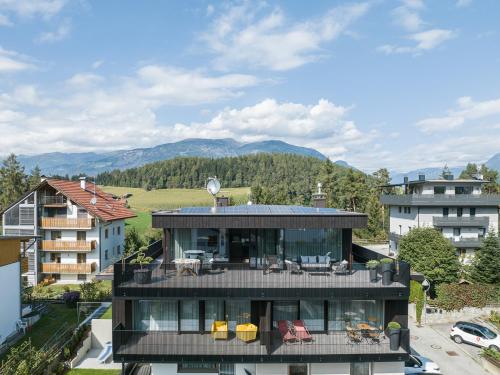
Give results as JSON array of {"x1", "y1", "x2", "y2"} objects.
[
  {"x1": 153, "y1": 204, "x2": 365, "y2": 216},
  {"x1": 381, "y1": 179, "x2": 489, "y2": 188},
  {"x1": 152, "y1": 204, "x2": 367, "y2": 229}
]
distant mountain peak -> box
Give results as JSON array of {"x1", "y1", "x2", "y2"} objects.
[{"x1": 17, "y1": 138, "x2": 327, "y2": 176}]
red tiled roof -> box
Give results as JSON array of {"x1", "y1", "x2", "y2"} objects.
[{"x1": 46, "y1": 179, "x2": 136, "y2": 222}]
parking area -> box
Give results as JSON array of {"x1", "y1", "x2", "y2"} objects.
[{"x1": 409, "y1": 321, "x2": 488, "y2": 375}]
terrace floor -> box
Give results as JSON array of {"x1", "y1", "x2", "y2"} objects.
[
  {"x1": 117, "y1": 263, "x2": 407, "y2": 290},
  {"x1": 115, "y1": 330, "x2": 406, "y2": 357}
]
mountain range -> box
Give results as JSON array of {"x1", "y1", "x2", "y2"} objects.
[{"x1": 18, "y1": 138, "x2": 328, "y2": 176}]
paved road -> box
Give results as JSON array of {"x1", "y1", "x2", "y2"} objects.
[{"x1": 409, "y1": 321, "x2": 488, "y2": 375}]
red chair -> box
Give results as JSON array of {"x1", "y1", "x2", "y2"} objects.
[
  {"x1": 293, "y1": 320, "x2": 313, "y2": 343},
  {"x1": 278, "y1": 320, "x2": 299, "y2": 345}
]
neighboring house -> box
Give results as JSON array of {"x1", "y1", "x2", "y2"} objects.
[
  {"x1": 0, "y1": 236, "x2": 32, "y2": 344},
  {"x1": 380, "y1": 172, "x2": 500, "y2": 263},
  {"x1": 112, "y1": 197, "x2": 411, "y2": 375},
  {"x1": 1, "y1": 177, "x2": 136, "y2": 285}
]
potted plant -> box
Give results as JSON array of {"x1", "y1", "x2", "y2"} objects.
[
  {"x1": 366, "y1": 260, "x2": 379, "y2": 282},
  {"x1": 380, "y1": 258, "x2": 394, "y2": 285},
  {"x1": 130, "y1": 249, "x2": 154, "y2": 284},
  {"x1": 387, "y1": 321, "x2": 401, "y2": 350}
]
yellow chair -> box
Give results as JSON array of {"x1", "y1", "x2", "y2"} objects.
[
  {"x1": 211, "y1": 321, "x2": 228, "y2": 340},
  {"x1": 236, "y1": 323, "x2": 258, "y2": 342}
]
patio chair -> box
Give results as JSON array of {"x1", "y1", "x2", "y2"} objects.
[
  {"x1": 211, "y1": 321, "x2": 228, "y2": 340},
  {"x1": 278, "y1": 320, "x2": 299, "y2": 345},
  {"x1": 292, "y1": 320, "x2": 313, "y2": 343},
  {"x1": 334, "y1": 260, "x2": 349, "y2": 275},
  {"x1": 367, "y1": 328, "x2": 382, "y2": 344},
  {"x1": 285, "y1": 259, "x2": 302, "y2": 274},
  {"x1": 346, "y1": 326, "x2": 362, "y2": 345},
  {"x1": 264, "y1": 255, "x2": 280, "y2": 274}
]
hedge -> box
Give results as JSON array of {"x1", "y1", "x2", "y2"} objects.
[{"x1": 435, "y1": 283, "x2": 500, "y2": 311}]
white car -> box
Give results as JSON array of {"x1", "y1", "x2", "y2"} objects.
[
  {"x1": 450, "y1": 321, "x2": 500, "y2": 350},
  {"x1": 404, "y1": 354, "x2": 441, "y2": 374}
]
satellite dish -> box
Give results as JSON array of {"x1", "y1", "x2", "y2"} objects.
[
  {"x1": 90, "y1": 197, "x2": 97, "y2": 206},
  {"x1": 206, "y1": 177, "x2": 221, "y2": 196}
]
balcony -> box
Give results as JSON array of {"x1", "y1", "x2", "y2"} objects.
[
  {"x1": 113, "y1": 329, "x2": 410, "y2": 363},
  {"x1": 40, "y1": 240, "x2": 96, "y2": 252},
  {"x1": 449, "y1": 237, "x2": 482, "y2": 248},
  {"x1": 380, "y1": 193, "x2": 500, "y2": 207},
  {"x1": 41, "y1": 262, "x2": 96, "y2": 274},
  {"x1": 433, "y1": 216, "x2": 489, "y2": 227},
  {"x1": 40, "y1": 217, "x2": 94, "y2": 229},
  {"x1": 114, "y1": 261, "x2": 410, "y2": 299},
  {"x1": 40, "y1": 195, "x2": 67, "y2": 207}
]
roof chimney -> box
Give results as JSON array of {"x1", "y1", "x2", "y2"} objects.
[
  {"x1": 216, "y1": 196, "x2": 230, "y2": 207},
  {"x1": 80, "y1": 176, "x2": 87, "y2": 190},
  {"x1": 312, "y1": 182, "x2": 327, "y2": 208}
]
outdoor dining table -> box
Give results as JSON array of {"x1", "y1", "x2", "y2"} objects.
[
  {"x1": 356, "y1": 323, "x2": 376, "y2": 331},
  {"x1": 173, "y1": 258, "x2": 201, "y2": 276}
]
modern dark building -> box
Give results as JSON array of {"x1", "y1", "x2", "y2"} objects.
[{"x1": 112, "y1": 200, "x2": 410, "y2": 375}]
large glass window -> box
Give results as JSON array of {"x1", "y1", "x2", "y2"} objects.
[
  {"x1": 226, "y1": 300, "x2": 251, "y2": 331},
  {"x1": 173, "y1": 229, "x2": 193, "y2": 259},
  {"x1": 205, "y1": 300, "x2": 224, "y2": 331},
  {"x1": 196, "y1": 229, "x2": 219, "y2": 253},
  {"x1": 273, "y1": 301, "x2": 298, "y2": 327},
  {"x1": 455, "y1": 186, "x2": 472, "y2": 194},
  {"x1": 300, "y1": 300, "x2": 324, "y2": 331},
  {"x1": 284, "y1": 229, "x2": 341, "y2": 262},
  {"x1": 178, "y1": 363, "x2": 218, "y2": 373},
  {"x1": 328, "y1": 300, "x2": 383, "y2": 331},
  {"x1": 180, "y1": 300, "x2": 199, "y2": 331},
  {"x1": 133, "y1": 300, "x2": 178, "y2": 331},
  {"x1": 4, "y1": 205, "x2": 19, "y2": 226},
  {"x1": 350, "y1": 363, "x2": 371, "y2": 375}
]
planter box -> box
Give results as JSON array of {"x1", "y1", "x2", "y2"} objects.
[{"x1": 69, "y1": 334, "x2": 91, "y2": 368}]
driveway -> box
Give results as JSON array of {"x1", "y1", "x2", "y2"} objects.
[{"x1": 409, "y1": 321, "x2": 488, "y2": 375}]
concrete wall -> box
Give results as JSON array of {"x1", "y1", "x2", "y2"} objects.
[
  {"x1": 0, "y1": 262, "x2": 20, "y2": 343},
  {"x1": 91, "y1": 318, "x2": 112, "y2": 349},
  {"x1": 409, "y1": 303, "x2": 500, "y2": 325},
  {"x1": 151, "y1": 362, "x2": 405, "y2": 375}
]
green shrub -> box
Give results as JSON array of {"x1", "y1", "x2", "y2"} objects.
[
  {"x1": 435, "y1": 283, "x2": 499, "y2": 311},
  {"x1": 366, "y1": 260, "x2": 379, "y2": 269},
  {"x1": 489, "y1": 311, "x2": 500, "y2": 330},
  {"x1": 481, "y1": 347, "x2": 500, "y2": 362},
  {"x1": 380, "y1": 258, "x2": 393, "y2": 264},
  {"x1": 63, "y1": 347, "x2": 70, "y2": 359},
  {"x1": 387, "y1": 321, "x2": 401, "y2": 330}
]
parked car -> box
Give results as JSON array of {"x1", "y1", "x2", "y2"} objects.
[
  {"x1": 404, "y1": 354, "x2": 441, "y2": 374},
  {"x1": 450, "y1": 321, "x2": 500, "y2": 350}
]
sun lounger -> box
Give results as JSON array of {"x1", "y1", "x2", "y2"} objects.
[
  {"x1": 293, "y1": 320, "x2": 313, "y2": 343},
  {"x1": 278, "y1": 320, "x2": 299, "y2": 344}
]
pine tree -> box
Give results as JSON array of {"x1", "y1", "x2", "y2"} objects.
[
  {"x1": 28, "y1": 165, "x2": 42, "y2": 189},
  {"x1": 470, "y1": 231, "x2": 500, "y2": 284},
  {"x1": 0, "y1": 154, "x2": 27, "y2": 210}
]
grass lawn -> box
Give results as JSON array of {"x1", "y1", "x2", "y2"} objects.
[
  {"x1": 24, "y1": 304, "x2": 78, "y2": 348},
  {"x1": 32, "y1": 280, "x2": 112, "y2": 299},
  {"x1": 100, "y1": 305, "x2": 112, "y2": 319},
  {"x1": 101, "y1": 186, "x2": 250, "y2": 233},
  {"x1": 66, "y1": 370, "x2": 121, "y2": 375}
]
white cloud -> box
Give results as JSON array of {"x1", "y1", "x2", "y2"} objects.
[
  {"x1": 0, "y1": 13, "x2": 12, "y2": 26},
  {"x1": 66, "y1": 73, "x2": 103, "y2": 87},
  {"x1": 0, "y1": 0, "x2": 67, "y2": 19},
  {"x1": 92, "y1": 60, "x2": 103, "y2": 69},
  {"x1": 200, "y1": 1, "x2": 370, "y2": 71},
  {"x1": 133, "y1": 65, "x2": 259, "y2": 105},
  {"x1": 416, "y1": 96, "x2": 500, "y2": 133},
  {"x1": 392, "y1": 0, "x2": 424, "y2": 32},
  {"x1": 0, "y1": 47, "x2": 35, "y2": 72},
  {"x1": 456, "y1": 0, "x2": 472, "y2": 7},
  {"x1": 36, "y1": 18, "x2": 71, "y2": 43},
  {"x1": 378, "y1": 28, "x2": 456, "y2": 55}
]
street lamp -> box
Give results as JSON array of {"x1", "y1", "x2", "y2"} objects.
[{"x1": 421, "y1": 279, "x2": 430, "y2": 324}]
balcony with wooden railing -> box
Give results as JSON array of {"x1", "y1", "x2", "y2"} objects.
[
  {"x1": 41, "y1": 262, "x2": 96, "y2": 274},
  {"x1": 40, "y1": 195, "x2": 67, "y2": 207},
  {"x1": 40, "y1": 217, "x2": 94, "y2": 229},
  {"x1": 40, "y1": 240, "x2": 96, "y2": 252}
]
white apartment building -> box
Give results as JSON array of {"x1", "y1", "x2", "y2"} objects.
[
  {"x1": 380, "y1": 173, "x2": 500, "y2": 263},
  {"x1": 1, "y1": 177, "x2": 135, "y2": 285}
]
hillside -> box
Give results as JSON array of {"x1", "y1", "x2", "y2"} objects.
[{"x1": 17, "y1": 138, "x2": 326, "y2": 176}]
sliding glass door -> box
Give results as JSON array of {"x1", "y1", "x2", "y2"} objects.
[
  {"x1": 226, "y1": 300, "x2": 251, "y2": 331},
  {"x1": 133, "y1": 300, "x2": 178, "y2": 331}
]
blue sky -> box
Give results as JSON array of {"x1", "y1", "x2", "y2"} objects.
[{"x1": 0, "y1": 0, "x2": 499, "y2": 172}]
